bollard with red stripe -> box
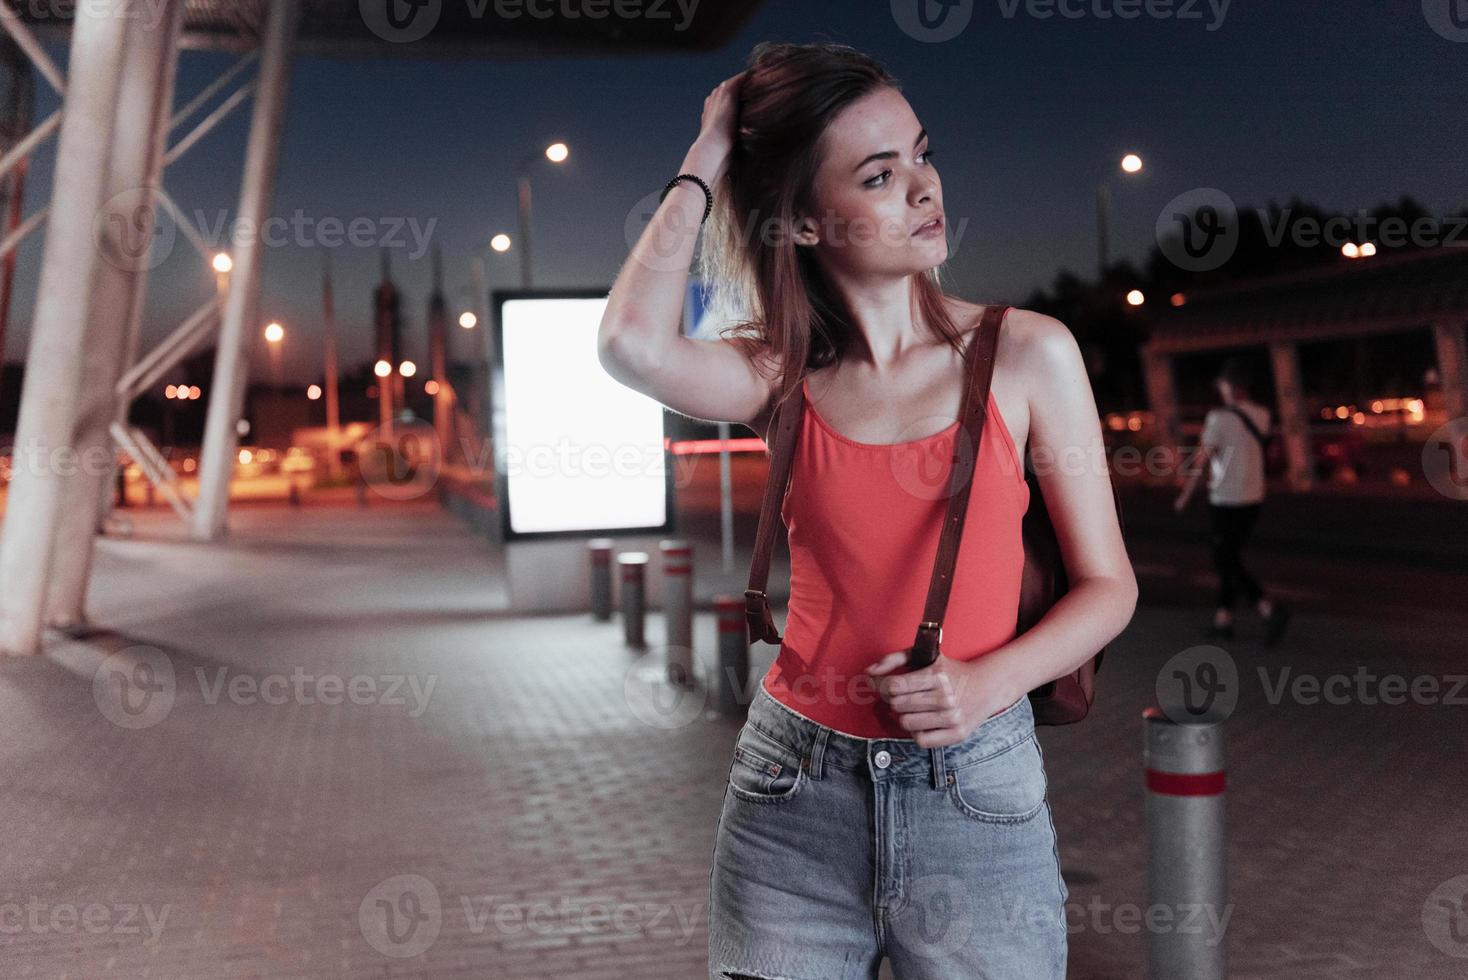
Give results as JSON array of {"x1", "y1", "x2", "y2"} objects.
[
  {"x1": 617, "y1": 551, "x2": 648, "y2": 649},
  {"x1": 588, "y1": 538, "x2": 614, "y2": 621},
  {"x1": 1143, "y1": 705, "x2": 1229, "y2": 980},
  {"x1": 713, "y1": 595, "x2": 749, "y2": 715},
  {"x1": 660, "y1": 540, "x2": 694, "y2": 687}
]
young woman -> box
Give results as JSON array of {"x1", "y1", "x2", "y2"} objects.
[
  {"x1": 1174, "y1": 357, "x2": 1292, "y2": 644},
  {"x1": 598, "y1": 41, "x2": 1136, "y2": 980}
]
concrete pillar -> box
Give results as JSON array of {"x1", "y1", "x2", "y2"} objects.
[
  {"x1": 191, "y1": 0, "x2": 299, "y2": 541},
  {"x1": 1141, "y1": 344, "x2": 1182, "y2": 463},
  {"x1": 0, "y1": 3, "x2": 131, "y2": 655},
  {"x1": 1433, "y1": 317, "x2": 1468, "y2": 423},
  {"x1": 46, "y1": 0, "x2": 184, "y2": 632},
  {"x1": 1268, "y1": 340, "x2": 1314, "y2": 492}
]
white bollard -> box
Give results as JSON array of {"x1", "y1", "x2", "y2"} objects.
[
  {"x1": 617, "y1": 551, "x2": 648, "y2": 649},
  {"x1": 713, "y1": 594, "x2": 749, "y2": 715},
  {"x1": 1144, "y1": 706, "x2": 1230, "y2": 979},
  {"x1": 660, "y1": 539, "x2": 693, "y2": 687},
  {"x1": 588, "y1": 538, "x2": 613, "y2": 621}
]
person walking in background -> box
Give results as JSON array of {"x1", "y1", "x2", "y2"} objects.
[{"x1": 1175, "y1": 357, "x2": 1291, "y2": 644}]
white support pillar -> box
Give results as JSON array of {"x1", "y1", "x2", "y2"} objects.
[
  {"x1": 1268, "y1": 340, "x2": 1314, "y2": 492},
  {"x1": 0, "y1": 3, "x2": 131, "y2": 656},
  {"x1": 1432, "y1": 316, "x2": 1468, "y2": 423},
  {"x1": 46, "y1": 0, "x2": 184, "y2": 632},
  {"x1": 191, "y1": 0, "x2": 299, "y2": 541}
]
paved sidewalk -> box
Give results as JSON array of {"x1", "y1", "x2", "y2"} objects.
[{"x1": 0, "y1": 499, "x2": 1463, "y2": 978}]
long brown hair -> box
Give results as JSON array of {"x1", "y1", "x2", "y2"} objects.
[{"x1": 700, "y1": 40, "x2": 968, "y2": 423}]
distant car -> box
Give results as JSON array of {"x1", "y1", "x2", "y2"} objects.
[{"x1": 1309, "y1": 415, "x2": 1366, "y2": 477}]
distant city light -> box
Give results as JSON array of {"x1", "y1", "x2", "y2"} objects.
[
  {"x1": 459, "y1": 311, "x2": 478, "y2": 329},
  {"x1": 263, "y1": 321, "x2": 284, "y2": 343},
  {"x1": 399, "y1": 360, "x2": 417, "y2": 378},
  {"x1": 425, "y1": 379, "x2": 440, "y2": 395},
  {"x1": 1170, "y1": 292, "x2": 1186, "y2": 307},
  {"x1": 1126, "y1": 289, "x2": 1145, "y2": 306},
  {"x1": 307, "y1": 384, "x2": 322, "y2": 400},
  {"x1": 188, "y1": 385, "x2": 200, "y2": 400},
  {"x1": 1360, "y1": 241, "x2": 1377, "y2": 257},
  {"x1": 545, "y1": 142, "x2": 569, "y2": 163},
  {"x1": 212, "y1": 252, "x2": 232, "y2": 273},
  {"x1": 1342, "y1": 242, "x2": 1359, "y2": 258},
  {"x1": 1120, "y1": 153, "x2": 1143, "y2": 174},
  {"x1": 490, "y1": 234, "x2": 512, "y2": 253},
  {"x1": 374, "y1": 359, "x2": 392, "y2": 378},
  {"x1": 165, "y1": 384, "x2": 177, "y2": 398}
]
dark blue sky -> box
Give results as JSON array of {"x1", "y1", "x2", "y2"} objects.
[{"x1": 8, "y1": 0, "x2": 1465, "y2": 384}]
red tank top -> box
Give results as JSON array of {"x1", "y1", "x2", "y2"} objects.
[{"x1": 760, "y1": 376, "x2": 1031, "y2": 738}]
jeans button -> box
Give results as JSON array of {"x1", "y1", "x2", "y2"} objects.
[{"x1": 874, "y1": 750, "x2": 891, "y2": 769}]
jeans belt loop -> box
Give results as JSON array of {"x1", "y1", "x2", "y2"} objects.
[
  {"x1": 930, "y1": 745, "x2": 946, "y2": 790},
  {"x1": 806, "y1": 727, "x2": 831, "y2": 780}
]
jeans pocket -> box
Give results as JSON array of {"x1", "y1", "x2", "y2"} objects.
[
  {"x1": 947, "y1": 733, "x2": 1047, "y2": 824},
  {"x1": 727, "y1": 725, "x2": 805, "y2": 804}
]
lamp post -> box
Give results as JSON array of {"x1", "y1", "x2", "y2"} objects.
[
  {"x1": 1098, "y1": 152, "x2": 1144, "y2": 276},
  {"x1": 263, "y1": 320, "x2": 284, "y2": 387},
  {"x1": 513, "y1": 141, "x2": 569, "y2": 289}
]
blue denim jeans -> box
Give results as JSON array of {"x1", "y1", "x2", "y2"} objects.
[{"x1": 708, "y1": 683, "x2": 1068, "y2": 980}]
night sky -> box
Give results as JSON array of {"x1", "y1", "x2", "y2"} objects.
[{"x1": 5, "y1": 0, "x2": 1465, "y2": 385}]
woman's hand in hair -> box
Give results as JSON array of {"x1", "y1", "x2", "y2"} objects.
[{"x1": 691, "y1": 71, "x2": 746, "y2": 175}]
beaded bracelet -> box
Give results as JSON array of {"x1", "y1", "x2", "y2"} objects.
[{"x1": 659, "y1": 173, "x2": 713, "y2": 225}]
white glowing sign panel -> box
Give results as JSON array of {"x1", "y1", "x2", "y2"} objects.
[{"x1": 497, "y1": 295, "x2": 670, "y2": 537}]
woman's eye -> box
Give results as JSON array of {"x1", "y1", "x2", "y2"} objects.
[{"x1": 864, "y1": 150, "x2": 935, "y2": 188}]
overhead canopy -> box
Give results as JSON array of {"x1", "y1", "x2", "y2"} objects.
[
  {"x1": 1147, "y1": 247, "x2": 1468, "y2": 354},
  {"x1": 13, "y1": 0, "x2": 763, "y2": 57}
]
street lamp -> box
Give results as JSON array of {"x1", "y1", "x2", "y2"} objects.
[
  {"x1": 1098, "y1": 152, "x2": 1144, "y2": 275},
  {"x1": 514, "y1": 140, "x2": 570, "y2": 289},
  {"x1": 263, "y1": 321, "x2": 284, "y2": 387}
]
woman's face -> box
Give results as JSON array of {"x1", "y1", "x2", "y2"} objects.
[{"x1": 795, "y1": 87, "x2": 946, "y2": 280}]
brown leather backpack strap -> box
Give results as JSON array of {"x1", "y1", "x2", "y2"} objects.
[
  {"x1": 745, "y1": 374, "x2": 805, "y2": 644},
  {"x1": 909, "y1": 305, "x2": 1008, "y2": 669}
]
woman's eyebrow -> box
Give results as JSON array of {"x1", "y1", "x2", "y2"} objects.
[{"x1": 851, "y1": 127, "x2": 927, "y2": 173}]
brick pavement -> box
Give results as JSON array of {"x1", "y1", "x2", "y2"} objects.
[{"x1": 0, "y1": 498, "x2": 1463, "y2": 978}]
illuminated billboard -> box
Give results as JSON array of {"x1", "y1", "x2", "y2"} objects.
[{"x1": 492, "y1": 289, "x2": 674, "y2": 541}]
